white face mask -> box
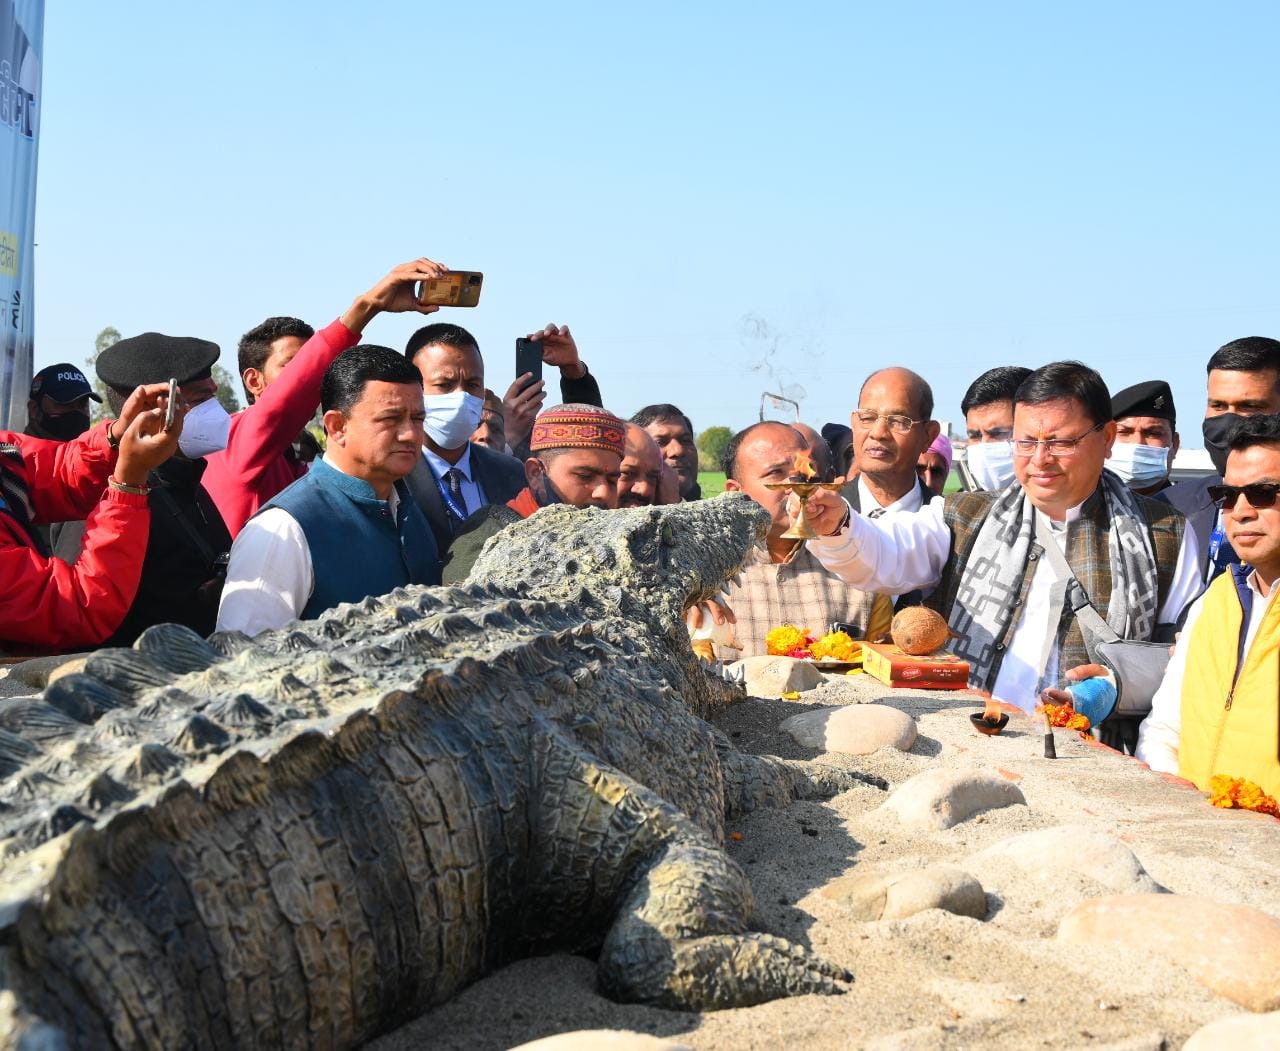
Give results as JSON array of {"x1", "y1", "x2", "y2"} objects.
[
  {"x1": 1107, "y1": 441, "x2": 1170, "y2": 488},
  {"x1": 178, "y1": 397, "x2": 231, "y2": 458},
  {"x1": 965, "y1": 440, "x2": 1016, "y2": 492},
  {"x1": 423, "y1": 390, "x2": 484, "y2": 451}
]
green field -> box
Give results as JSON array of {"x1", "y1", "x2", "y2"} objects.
[{"x1": 698, "y1": 471, "x2": 727, "y2": 497}]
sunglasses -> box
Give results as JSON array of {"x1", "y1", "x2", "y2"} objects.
[{"x1": 1207, "y1": 482, "x2": 1280, "y2": 510}]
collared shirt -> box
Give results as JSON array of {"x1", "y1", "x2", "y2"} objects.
[
  {"x1": 716, "y1": 540, "x2": 893, "y2": 658},
  {"x1": 423, "y1": 444, "x2": 485, "y2": 518},
  {"x1": 808, "y1": 495, "x2": 1202, "y2": 711},
  {"x1": 215, "y1": 455, "x2": 401, "y2": 637},
  {"x1": 1136, "y1": 568, "x2": 1279, "y2": 775},
  {"x1": 857, "y1": 476, "x2": 928, "y2": 516}
]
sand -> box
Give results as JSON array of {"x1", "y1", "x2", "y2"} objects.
[{"x1": 370, "y1": 675, "x2": 1280, "y2": 1050}]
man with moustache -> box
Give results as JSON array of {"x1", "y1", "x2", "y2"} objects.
[
  {"x1": 216, "y1": 346, "x2": 441, "y2": 636},
  {"x1": 632, "y1": 404, "x2": 701, "y2": 500},
  {"x1": 442, "y1": 404, "x2": 626, "y2": 583},
  {"x1": 618, "y1": 422, "x2": 665, "y2": 508},
  {"x1": 1137, "y1": 414, "x2": 1280, "y2": 798},
  {"x1": 795, "y1": 362, "x2": 1201, "y2": 737},
  {"x1": 691, "y1": 421, "x2": 891, "y2": 659},
  {"x1": 1164, "y1": 337, "x2": 1280, "y2": 582}
]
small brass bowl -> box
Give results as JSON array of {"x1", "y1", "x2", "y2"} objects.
[{"x1": 970, "y1": 712, "x2": 1009, "y2": 736}]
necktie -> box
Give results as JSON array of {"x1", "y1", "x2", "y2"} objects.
[{"x1": 445, "y1": 468, "x2": 467, "y2": 529}]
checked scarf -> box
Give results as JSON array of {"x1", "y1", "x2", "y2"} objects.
[{"x1": 941, "y1": 471, "x2": 1161, "y2": 690}]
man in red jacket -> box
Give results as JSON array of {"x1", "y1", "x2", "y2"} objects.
[
  {"x1": 1, "y1": 383, "x2": 184, "y2": 652},
  {"x1": 202, "y1": 256, "x2": 448, "y2": 537}
]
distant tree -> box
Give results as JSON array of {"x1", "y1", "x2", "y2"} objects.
[
  {"x1": 84, "y1": 327, "x2": 120, "y2": 422},
  {"x1": 85, "y1": 326, "x2": 240, "y2": 418},
  {"x1": 212, "y1": 364, "x2": 241, "y2": 414},
  {"x1": 697, "y1": 425, "x2": 733, "y2": 472}
]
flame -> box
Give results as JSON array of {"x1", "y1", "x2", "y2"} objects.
[{"x1": 791, "y1": 450, "x2": 816, "y2": 480}]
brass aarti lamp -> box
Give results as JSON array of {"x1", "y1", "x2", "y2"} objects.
[{"x1": 764, "y1": 452, "x2": 844, "y2": 540}]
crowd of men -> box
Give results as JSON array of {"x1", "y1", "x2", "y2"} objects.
[{"x1": 2, "y1": 256, "x2": 1278, "y2": 805}]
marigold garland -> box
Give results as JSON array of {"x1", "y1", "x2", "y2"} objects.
[
  {"x1": 810, "y1": 630, "x2": 859, "y2": 663},
  {"x1": 766, "y1": 624, "x2": 813, "y2": 658},
  {"x1": 1042, "y1": 699, "x2": 1091, "y2": 734},
  {"x1": 1208, "y1": 775, "x2": 1280, "y2": 818}
]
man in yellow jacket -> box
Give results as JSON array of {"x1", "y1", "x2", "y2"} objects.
[{"x1": 1137, "y1": 414, "x2": 1280, "y2": 797}]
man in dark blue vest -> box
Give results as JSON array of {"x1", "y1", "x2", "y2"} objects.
[{"x1": 216, "y1": 345, "x2": 440, "y2": 636}]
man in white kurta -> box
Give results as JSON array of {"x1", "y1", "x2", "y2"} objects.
[{"x1": 796, "y1": 363, "x2": 1202, "y2": 716}]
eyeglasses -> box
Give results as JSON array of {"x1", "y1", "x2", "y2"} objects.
[
  {"x1": 1208, "y1": 482, "x2": 1280, "y2": 510},
  {"x1": 854, "y1": 410, "x2": 923, "y2": 434},
  {"x1": 1012, "y1": 421, "x2": 1105, "y2": 458}
]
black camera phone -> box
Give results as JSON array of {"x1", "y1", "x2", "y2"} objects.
[{"x1": 515, "y1": 337, "x2": 543, "y2": 389}]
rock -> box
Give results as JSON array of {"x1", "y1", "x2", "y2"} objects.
[
  {"x1": 508, "y1": 1032, "x2": 693, "y2": 1051},
  {"x1": 1057, "y1": 895, "x2": 1280, "y2": 1012},
  {"x1": 730, "y1": 655, "x2": 823, "y2": 698},
  {"x1": 780, "y1": 703, "x2": 918, "y2": 754},
  {"x1": 1184, "y1": 1011, "x2": 1280, "y2": 1049},
  {"x1": 823, "y1": 864, "x2": 986, "y2": 920},
  {"x1": 975, "y1": 825, "x2": 1163, "y2": 893},
  {"x1": 881, "y1": 768, "x2": 1026, "y2": 830}
]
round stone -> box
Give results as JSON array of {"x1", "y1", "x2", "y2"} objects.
[
  {"x1": 823, "y1": 864, "x2": 987, "y2": 921},
  {"x1": 1183, "y1": 1012, "x2": 1280, "y2": 1050},
  {"x1": 780, "y1": 703, "x2": 918, "y2": 754},
  {"x1": 881, "y1": 768, "x2": 1026, "y2": 830},
  {"x1": 729, "y1": 655, "x2": 824, "y2": 698},
  {"x1": 1057, "y1": 895, "x2": 1280, "y2": 1012},
  {"x1": 975, "y1": 825, "x2": 1162, "y2": 893}
]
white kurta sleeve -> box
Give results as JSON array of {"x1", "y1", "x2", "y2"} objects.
[
  {"x1": 1136, "y1": 589, "x2": 1205, "y2": 775},
  {"x1": 1156, "y1": 522, "x2": 1205, "y2": 625},
  {"x1": 806, "y1": 498, "x2": 951, "y2": 595},
  {"x1": 216, "y1": 508, "x2": 314, "y2": 637}
]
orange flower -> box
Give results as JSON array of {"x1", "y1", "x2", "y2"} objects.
[
  {"x1": 1209, "y1": 775, "x2": 1280, "y2": 817},
  {"x1": 766, "y1": 624, "x2": 811, "y2": 657},
  {"x1": 810, "y1": 630, "x2": 859, "y2": 663},
  {"x1": 1043, "y1": 700, "x2": 1092, "y2": 734}
]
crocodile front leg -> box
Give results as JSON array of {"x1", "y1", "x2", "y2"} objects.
[{"x1": 522, "y1": 726, "x2": 851, "y2": 1010}]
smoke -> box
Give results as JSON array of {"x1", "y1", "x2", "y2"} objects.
[{"x1": 738, "y1": 313, "x2": 820, "y2": 405}]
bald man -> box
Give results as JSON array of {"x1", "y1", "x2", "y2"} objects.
[
  {"x1": 841, "y1": 366, "x2": 941, "y2": 517},
  {"x1": 618, "y1": 423, "x2": 665, "y2": 507},
  {"x1": 792, "y1": 422, "x2": 835, "y2": 481}
]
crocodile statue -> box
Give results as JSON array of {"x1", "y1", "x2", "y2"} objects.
[{"x1": 0, "y1": 494, "x2": 885, "y2": 1050}]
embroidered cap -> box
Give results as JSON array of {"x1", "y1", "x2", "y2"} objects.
[
  {"x1": 1111, "y1": 380, "x2": 1176, "y2": 424},
  {"x1": 530, "y1": 404, "x2": 626, "y2": 457}
]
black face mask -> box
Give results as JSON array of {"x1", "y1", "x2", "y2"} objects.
[
  {"x1": 1202, "y1": 413, "x2": 1245, "y2": 476},
  {"x1": 33, "y1": 410, "x2": 91, "y2": 442}
]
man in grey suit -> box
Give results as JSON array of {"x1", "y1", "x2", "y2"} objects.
[
  {"x1": 1164, "y1": 336, "x2": 1280, "y2": 583},
  {"x1": 403, "y1": 322, "x2": 604, "y2": 556}
]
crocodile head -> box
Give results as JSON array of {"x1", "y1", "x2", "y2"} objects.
[{"x1": 465, "y1": 493, "x2": 770, "y2": 634}]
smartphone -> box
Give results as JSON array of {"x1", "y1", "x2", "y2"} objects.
[
  {"x1": 515, "y1": 337, "x2": 544, "y2": 387},
  {"x1": 164, "y1": 378, "x2": 178, "y2": 430},
  {"x1": 416, "y1": 271, "x2": 484, "y2": 308}
]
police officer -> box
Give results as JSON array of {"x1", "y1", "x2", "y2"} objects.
[
  {"x1": 53, "y1": 333, "x2": 233, "y2": 643},
  {"x1": 1109, "y1": 380, "x2": 1179, "y2": 496}
]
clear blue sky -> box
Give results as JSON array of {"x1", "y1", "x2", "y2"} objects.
[{"x1": 31, "y1": 1, "x2": 1280, "y2": 443}]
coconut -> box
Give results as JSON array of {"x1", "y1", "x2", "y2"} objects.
[{"x1": 890, "y1": 606, "x2": 951, "y2": 655}]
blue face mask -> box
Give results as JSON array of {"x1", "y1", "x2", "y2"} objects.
[
  {"x1": 1107, "y1": 442, "x2": 1170, "y2": 488},
  {"x1": 423, "y1": 390, "x2": 484, "y2": 450},
  {"x1": 965, "y1": 440, "x2": 1016, "y2": 492}
]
